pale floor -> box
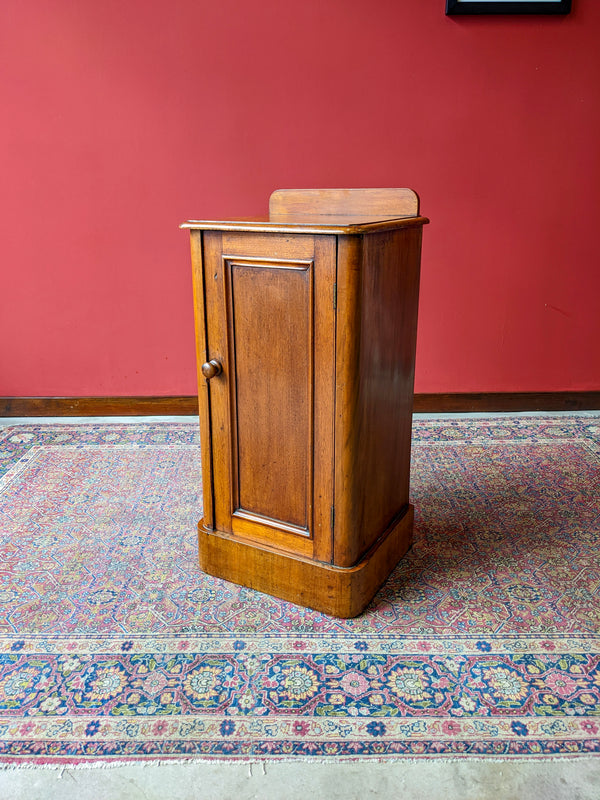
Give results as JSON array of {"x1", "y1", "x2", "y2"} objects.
[
  {"x1": 0, "y1": 413, "x2": 599, "y2": 800},
  {"x1": 0, "y1": 759, "x2": 599, "y2": 800}
]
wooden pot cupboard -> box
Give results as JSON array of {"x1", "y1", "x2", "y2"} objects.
[{"x1": 182, "y1": 189, "x2": 428, "y2": 618}]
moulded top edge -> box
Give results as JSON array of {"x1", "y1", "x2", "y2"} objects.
[{"x1": 180, "y1": 215, "x2": 429, "y2": 234}]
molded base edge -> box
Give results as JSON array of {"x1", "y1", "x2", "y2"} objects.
[{"x1": 197, "y1": 506, "x2": 414, "y2": 618}]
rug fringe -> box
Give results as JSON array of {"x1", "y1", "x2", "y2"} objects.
[{"x1": 1, "y1": 753, "x2": 599, "y2": 770}]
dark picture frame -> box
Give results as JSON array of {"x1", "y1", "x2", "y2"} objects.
[{"x1": 446, "y1": 1, "x2": 571, "y2": 13}]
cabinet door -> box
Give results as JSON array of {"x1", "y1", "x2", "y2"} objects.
[{"x1": 202, "y1": 231, "x2": 336, "y2": 562}]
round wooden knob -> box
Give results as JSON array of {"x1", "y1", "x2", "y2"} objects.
[{"x1": 201, "y1": 359, "x2": 222, "y2": 380}]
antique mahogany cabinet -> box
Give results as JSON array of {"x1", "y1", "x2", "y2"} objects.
[{"x1": 182, "y1": 189, "x2": 428, "y2": 617}]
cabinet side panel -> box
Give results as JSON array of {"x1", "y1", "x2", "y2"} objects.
[
  {"x1": 189, "y1": 230, "x2": 213, "y2": 529},
  {"x1": 335, "y1": 227, "x2": 423, "y2": 566}
]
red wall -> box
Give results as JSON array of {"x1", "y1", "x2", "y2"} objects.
[{"x1": 1, "y1": 0, "x2": 599, "y2": 396}]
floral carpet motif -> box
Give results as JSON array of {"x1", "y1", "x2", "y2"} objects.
[{"x1": 0, "y1": 416, "x2": 598, "y2": 762}]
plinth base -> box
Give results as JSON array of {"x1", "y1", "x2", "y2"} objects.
[{"x1": 197, "y1": 505, "x2": 413, "y2": 618}]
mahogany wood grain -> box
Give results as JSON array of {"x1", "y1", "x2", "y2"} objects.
[
  {"x1": 180, "y1": 216, "x2": 427, "y2": 236},
  {"x1": 333, "y1": 235, "x2": 363, "y2": 565},
  {"x1": 269, "y1": 188, "x2": 420, "y2": 218},
  {"x1": 228, "y1": 256, "x2": 312, "y2": 530},
  {"x1": 311, "y1": 236, "x2": 337, "y2": 563},
  {"x1": 198, "y1": 231, "x2": 336, "y2": 560},
  {"x1": 197, "y1": 505, "x2": 413, "y2": 618},
  {"x1": 202, "y1": 231, "x2": 233, "y2": 535},
  {"x1": 221, "y1": 232, "x2": 315, "y2": 260},
  {"x1": 183, "y1": 189, "x2": 429, "y2": 614},
  {"x1": 190, "y1": 231, "x2": 214, "y2": 528},
  {"x1": 184, "y1": 189, "x2": 427, "y2": 614},
  {"x1": 334, "y1": 227, "x2": 422, "y2": 567}
]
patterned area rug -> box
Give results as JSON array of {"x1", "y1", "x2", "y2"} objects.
[{"x1": 0, "y1": 416, "x2": 598, "y2": 763}]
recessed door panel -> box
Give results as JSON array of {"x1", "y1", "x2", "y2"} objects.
[{"x1": 228, "y1": 258, "x2": 312, "y2": 532}]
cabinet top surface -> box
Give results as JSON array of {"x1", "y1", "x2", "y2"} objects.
[{"x1": 180, "y1": 213, "x2": 429, "y2": 235}]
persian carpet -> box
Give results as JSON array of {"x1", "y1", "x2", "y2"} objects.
[{"x1": 0, "y1": 416, "x2": 598, "y2": 763}]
